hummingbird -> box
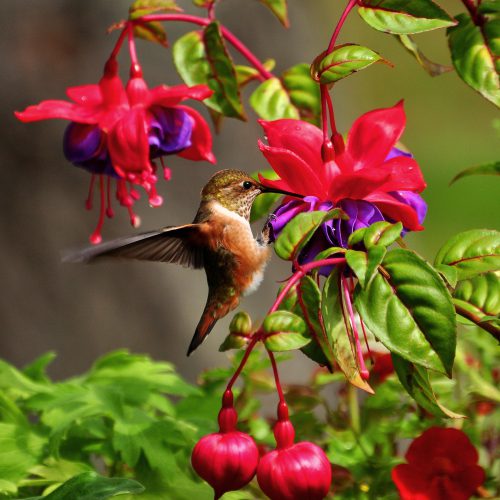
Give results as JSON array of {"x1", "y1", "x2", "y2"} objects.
[{"x1": 67, "y1": 169, "x2": 302, "y2": 355}]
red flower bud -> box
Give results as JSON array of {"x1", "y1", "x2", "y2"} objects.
[
  {"x1": 191, "y1": 390, "x2": 259, "y2": 499},
  {"x1": 257, "y1": 403, "x2": 332, "y2": 500}
]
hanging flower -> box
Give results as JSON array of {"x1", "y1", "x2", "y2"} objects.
[
  {"x1": 259, "y1": 102, "x2": 427, "y2": 263},
  {"x1": 365, "y1": 350, "x2": 394, "y2": 384},
  {"x1": 392, "y1": 427, "x2": 485, "y2": 500},
  {"x1": 257, "y1": 402, "x2": 332, "y2": 500},
  {"x1": 191, "y1": 390, "x2": 259, "y2": 499},
  {"x1": 15, "y1": 58, "x2": 214, "y2": 243}
]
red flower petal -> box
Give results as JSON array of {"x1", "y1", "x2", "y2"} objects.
[
  {"x1": 258, "y1": 141, "x2": 327, "y2": 199},
  {"x1": 454, "y1": 465, "x2": 486, "y2": 496},
  {"x1": 66, "y1": 84, "x2": 102, "y2": 106},
  {"x1": 365, "y1": 192, "x2": 423, "y2": 230},
  {"x1": 108, "y1": 108, "x2": 151, "y2": 175},
  {"x1": 378, "y1": 156, "x2": 426, "y2": 193},
  {"x1": 259, "y1": 119, "x2": 324, "y2": 172},
  {"x1": 392, "y1": 464, "x2": 430, "y2": 500},
  {"x1": 328, "y1": 169, "x2": 390, "y2": 202},
  {"x1": 176, "y1": 105, "x2": 216, "y2": 164},
  {"x1": 149, "y1": 84, "x2": 212, "y2": 107},
  {"x1": 258, "y1": 174, "x2": 296, "y2": 194},
  {"x1": 15, "y1": 100, "x2": 100, "y2": 124},
  {"x1": 345, "y1": 101, "x2": 406, "y2": 172}
]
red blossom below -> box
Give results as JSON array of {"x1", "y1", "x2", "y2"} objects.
[{"x1": 392, "y1": 427, "x2": 485, "y2": 500}]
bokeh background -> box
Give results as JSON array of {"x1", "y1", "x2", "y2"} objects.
[{"x1": 1, "y1": 0, "x2": 498, "y2": 384}]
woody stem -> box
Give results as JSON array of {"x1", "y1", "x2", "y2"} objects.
[{"x1": 133, "y1": 14, "x2": 273, "y2": 81}]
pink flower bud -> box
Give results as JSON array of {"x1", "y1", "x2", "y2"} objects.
[
  {"x1": 257, "y1": 403, "x2": 332, "y2": 500},
  {"x1": 191, "y1": 390, "x2": 259, "y2": 499}
]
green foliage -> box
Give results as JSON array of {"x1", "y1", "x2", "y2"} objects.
[
  {"x1": 358, "y1": 0, "x2": 456, "y2": 34},
  {"x1": 311, "y1": 44, "x2": 388, "y2": 84},
  {"x1": 258, "y1": 0, "x2": 289, "y2": 27},
  {"x1": 450, "y1": 160, "x2": 500, "y2": 185},
  {"x1": 448, "y1": 12, "x2": 500, "y2": 107},
  {"x1": 263, "y1": 311, "x2": 311, "y2": 351},
  {"x1": 249, "y1": 77, "x2": 299, "y2": 121}
]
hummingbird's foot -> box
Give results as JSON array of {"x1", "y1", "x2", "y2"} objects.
[{"x1": 258, "y1": 213, "x2": 277, "y2": 245}]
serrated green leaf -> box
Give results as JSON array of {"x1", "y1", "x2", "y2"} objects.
[
  {"x1": 398, "y1": 34, "x2": 453, "y2": 76},
  {"x1": 282, "y1": 63, "x2": 321, "y2": 125},
  {"x1": 358, "y1": 0, "x2": 456, "y2": 34},
  {"x1": 258, "y1": 0, "x2": 289, "y2": 27},
  {"x1": 355, "y1": 248, "x2": 457, "y2": 376},
  {"x1": 345, "y1": 246, "x2": 386, "y2": 289},
  {"x1": 312, "y1": 44, "x2": 387, "y2": 84},
  {"x1": 448, "y1": 13, "x2": 500, "y2": 107},
  {"x1": 263, "y1": 311, "x2": 311, "y2": 351},
  {"x1": 392, "y1": 354, "x2": 464, "y2": 418},
  {"x1": 274, "y1": 211, "x2": 329, "y2": 261},
  {"x1": 27, "y1": 472, "x2": 144, "y2": 500},
  {"x1": 434, "y1": 229, "x2": 500, "y2": 280},
  {"x1": 297, "y1": 276, "x2": 332, "y2": 368},
  {"x1": 450, "y1": 160, "x2": 500, "y2": 184},
  {"x1": 249, "y1": 77, "x2": 299, "y2": 120},
  {"x1": 133, "y1": 22, "x2": 168, "y2": 48},
  {"x1": 322, "y1": 270, "x2": 374, "y2": 393},
  {"x1": 173, "y1": 27, "x2": 245, "y2": 119},
  {"x1": 363, "y1": 221, "x2": 403, "y2": 248}
]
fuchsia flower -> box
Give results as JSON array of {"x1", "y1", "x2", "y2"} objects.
[
  {"x1": 15, "y1": 58, "x2": 214, "y2": 243},
  {"x1": 257, "y1": 402, "x2": 332, "y2": 500},
  {"x1": 259, "y1": 102, "x2": 427, "y2": 262},
  {"x1": 191, "y1": 390, "x2": 259, "y2": 499},
  {"x1": 392, "y1": 427, "x2": 485, "y2": 500}
]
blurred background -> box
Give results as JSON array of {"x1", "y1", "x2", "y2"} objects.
[{"x1": 1, "y1": 0, "x2": 498, "y2": 383}]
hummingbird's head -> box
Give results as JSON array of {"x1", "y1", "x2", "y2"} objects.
[{"x1": 201, "y1": 169, "x2": 303, "y2": 219}]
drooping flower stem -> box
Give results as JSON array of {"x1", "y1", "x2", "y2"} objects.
[
  {"x1": 326, "y1": 0, "x2": 359, "y2": 53},
  {"x1": 127, "y1": 23, "x2": 141, "y2": 75},
  {"x1": 225, "y1": 334, "x2": 261, "y2": 392},
  {"x1": 110, "y1": 26, "x2": 128, "y2": 60},
  {"x1": 133, "y1": 14, "x2": 274, "y2": 81},
  {"x1": 267, "y1": 349, "x2": 286, "y2": 404}
]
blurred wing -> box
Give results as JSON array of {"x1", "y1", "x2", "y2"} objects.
[{"x1": 63, "y1": 224, "x2": 205, "y2": 269}]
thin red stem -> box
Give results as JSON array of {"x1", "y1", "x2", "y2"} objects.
[
  {"x1": 268, "y1": 257, "x2": 346, "y2": 314},
  {"x1": 127, "y1": 23, "x2": 140, "y2": 73},
  {"x1": 133, "y1": 14, "x2": 273, "y2": 80},
  {"x1": 85, "y1": 174, "x2": 96, "y2": 210},
  {"x1": 321, "y1": 85, "x2": 330, "y2": 144},
  {"x1": 110, "y1": 26, "x2": 128, "y2": 59},
  {"x1": 461, "y1": 0, "x2": 478, "y2": 20},
  {"x1": 267, "y1": 349, "x2": 285, "y2": 404},
  {"x1": 327, "y1": 0, "x2": 359, "y2": 54},
  {"x1": 226, "y1": 334, "x2": 260, "y2": 391}
]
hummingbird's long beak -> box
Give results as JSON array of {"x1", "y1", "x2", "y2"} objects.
[{"x1": 258, "y1": 184, "x2": 304, "y2": 199}]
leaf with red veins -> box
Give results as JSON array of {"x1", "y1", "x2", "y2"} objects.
[
  {"x1": 15, "y1": 100, "x2": 100, "y2": 124},
  {"x1": 345, "y1": 101, "x2": 406, "y2": 171},
  {"x1": 108, "y1": 108, "x2": 151, "y2": 176},
  {"x1": 177, "y1": 105, "x2": 216, "y2": 164},
  {"x1": 149, "y1": 84, "x2": 213, "y2": 107},
  {"x1": 365, "y1": 192, "x2": 423, "y2": 231},
  {"x1": 258, "y1": 141, "x2": 327, "y2": 198},
  {"x1": 378, "y1": 156, "x2": 427, "y2": 192},
  {"x1": 259, "y1": 119, "x2": 323, "y2": 172}
]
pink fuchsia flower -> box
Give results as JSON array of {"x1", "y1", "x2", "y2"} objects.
[
  {"x1": 392, "y1": 427, "x2": 485, "y2": 500},
  {"x1": 365, "y1": 350, "x2": 394, "y2": 384},
  {"x1": 191, "y1": 390, "x2": 259, "y2": 499},
  {"x1": 257, "y1": 402, "x2": 332, "y2": 500},
  {"x1": 15, "y1": 58, "x2": 214, "y2": 243},
  {"x1": 259, "y1": 102, "x2": 426, "y2": 261}
]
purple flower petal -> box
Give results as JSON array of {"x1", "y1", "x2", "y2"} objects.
[
  {"x1": 390, "y1": 190, "x2": 427, "y2": 227},
  {"x1": 148, "y1": 106, "x2": 193, "y2": 157},
  {"x1": 386, "y1": 146, "x2": 412, "y2": 161}
]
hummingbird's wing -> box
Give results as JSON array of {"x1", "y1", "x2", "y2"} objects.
[{"x1": 63, "y1": 224, "x2": 205, "y2": 269}]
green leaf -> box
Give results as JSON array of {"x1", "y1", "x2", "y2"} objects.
[
  {"x1": 363, "y1": 221, "x2": 403, "y2": 248},
  {"x1": 355, "y1": 248, "x2": 457, "y2": 376},
  {"x1": 322, "y1": 270, "x2": 374, "y2": 393},
  {"x1": 450, "y1": 161, "x2": 500, "y2": 184},
  {"x1": 249, "y1": 77, "x2": 299, "y2": 120},
  {"x1": 22, "y1": 352, "x2": 56, "y2": 383},
  {"x1": 392, "y1": 354, "x2": 464, "y2": 418},
  {"x1": 398, "y1": 34, "x2": 453, "y2": 76},
  {"x1": 345, "y1": 246, "x2": 386, "y2": 289},
  {"x1": 274, "y1": 211, "x2": 332, "y2": 261},
  {"x1": 358, "y1": 0, "x2": 456, "y2": 34},
  {"x1": 258, "y1": 0, "x2": 289, "y2": 27},
  {"x1": 235, "y1": 59, "x2": 275, "y2": 87},
  {"x1": 479, "y1": 0, "x2": 500, "y2": 15},
  {"x1": 448, "y1": 13, "x2": 500, "y2": 107},
  {"x1": 0, "y1": 479, "x2": 16, "y2": 495},
  {"x1": 312, "y1": 44, "x2": 388, "y2": 84},
  {"x1": 282, "y1": 63, "x2": 321, "y2": 125},
  {"x1": 133, "y1": 22, "x2": 168, "y2": 48},
  {"x1": 435, "y1": 263, "x2": 458, "y2": 288},
  {"x1": 453, "y1": 272, "x2": 500, "y2": 334},
  {"x1": 263, "y1": 311, "x2": 311, "y2": 351},
  {"x1": 173, "y1": 27, "x2": 245, "y2": 119},
  {"x1": 26, "y1": 472, "x2": 144, "y2": 500},
  {"x1": 434, "y1": 229, "x2": 500, "y2": 280},
  {"x1": 348, "y1": 227, "x2": 367, "y2": 247},
  {"x1": 250, "y1": 169, "x2": 281, "y2": 222}
]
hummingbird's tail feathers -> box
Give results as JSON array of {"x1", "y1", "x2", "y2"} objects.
[
  {"x1": 62, "y1": 224, "x2": 205, "y2": 269},
  {"x1": 187, "y1": 314, "x2": 218, "y2": 356}
]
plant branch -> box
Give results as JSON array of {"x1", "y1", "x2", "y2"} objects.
[
  {"x1": 267, "y1": 349, "x2": 286, "y2": 404},
  {"x1": 326, "y1": 0, "x2": 359, "y2": 54},
  {"x1": 133, "y1": 14, "x2": 274, "y2": 81},
  {"x1": 226, "y1": 334, "x2": 261, "y2": 391},
  {"x1": 455, "y1": 304, "x2": 500, "y2": 342}
]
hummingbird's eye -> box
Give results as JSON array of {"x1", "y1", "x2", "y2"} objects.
[{"x1": 242, "y1": 181, "x2": 253, "y2": 190}]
